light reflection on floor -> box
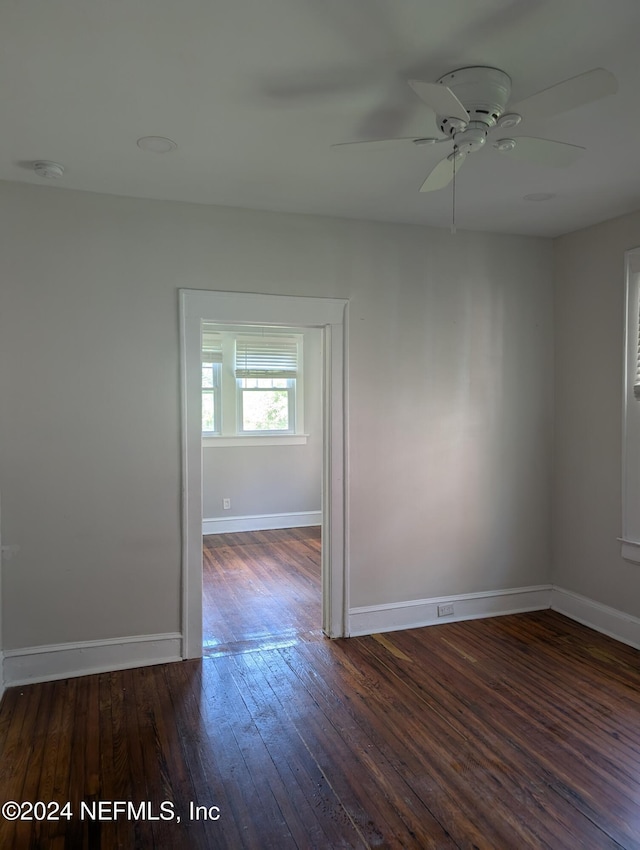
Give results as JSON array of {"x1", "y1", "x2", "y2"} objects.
[{"x1": 202, "y1": 629, "x2": 324, "y2": 658}]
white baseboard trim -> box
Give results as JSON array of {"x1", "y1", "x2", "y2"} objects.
[
  {"x1": 551, "y1": 587, "x2": 640, "y2": 651},
  {"x1": 4, "y1": 588, "x2": 638, "y2": 687},
  {"x1": 203, "y1": 510, "x2": 322, "y2": 535},
  {"x1": 3, "y1": 632, "x2": 182, "y2": 687},
  {"x1": 349, "y1": 585, "x2": 552, "y2": 637}
]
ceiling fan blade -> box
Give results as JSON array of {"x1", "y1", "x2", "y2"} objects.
[
  {"x1": 408, "y1": 80, "x2": 470, "y2": 123},
  {"x1": 331, "y1": 136, "x2": 443, "y2": 152},
  {"x1": 496, "y1": 136, "x2": 585, "y2": 167},
  {"x1": 419, "y1": 152, "x2": 467, "y2": 193},
  {"x1": 511, "y1": 68, "x2": 617, "y2": 119}
]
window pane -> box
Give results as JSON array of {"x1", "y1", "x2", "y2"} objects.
[
  {"x1": 240, "y1": 377, "x2": 289, "y2": 388},
  {"x1": 202, "y1": 364, "x2": 214, "y2": 388},
  {"x1": 202, "y1": 392, "x2": 215, "y2": 431},
  {"x1": 242, "y1": 389, "x2": 289, "y2": 431}
]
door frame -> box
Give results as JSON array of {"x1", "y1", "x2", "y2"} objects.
[{"x1": 179, "y1": 289, "x2": 349, "y2": 657}]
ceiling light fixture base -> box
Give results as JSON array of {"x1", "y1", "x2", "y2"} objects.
[
  {"x1": 136, "y1": 136, "x2": 177, "y2": 153},
  {"x1": 33, "y1": 160, "x2": 65, "y2": 179}
]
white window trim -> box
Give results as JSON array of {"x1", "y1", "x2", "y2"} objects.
[
  {"x1": 621, "y1": 247, "x2": 640, "y2": 562},
  {"x1": 202, "y1": 434, "x2": 309, "y2": 448},
  {"x1": 201, "y1": 361, "x2": 221, "y2": 436}
]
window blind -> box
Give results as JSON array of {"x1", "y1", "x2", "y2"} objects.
[
  {"x1": 201, "y1": 326, "x2": 223, "y2": 363},
  {"x1": 235, "y1": 336, "x2": 298, "y2": 379}
]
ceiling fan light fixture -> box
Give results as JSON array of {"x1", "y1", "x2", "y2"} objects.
[
  {"x1": 493, "y1": 138, "x2": 516, "y2": 152},
  {"x1": 497, "y1": 113, "x2": 522, "y2": 128}
]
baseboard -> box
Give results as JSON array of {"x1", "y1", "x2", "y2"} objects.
[
  {"x1": 348, "y1": 585, "x2": 552, "y2": 637},
  {"x1": 551, "y1": 587, "x2": 640, "y2": 650},
  {"x1": 203, "y1": 510, "x2": 322, "y2": 535},
  {"x1": 3, "y1": 632, "x2": 182, "y2": 687},
  {"x1": 4, "y1": 588, "x2": 638, "y2": 687}
]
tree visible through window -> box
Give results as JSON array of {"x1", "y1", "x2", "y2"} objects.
[
  {"x1": 235, "y1": 335, "x2": 298, "y2": 434},
  {"x1": 239, "y1": 377, "x2": 293, "y2": 432},
  {"x1": 201, "y1": 325, "x2": 303, "y2": 438}
]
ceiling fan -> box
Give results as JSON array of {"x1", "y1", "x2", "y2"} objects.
[{"x1": 332, "y1": 66, "x2": 618, "y2": 192}]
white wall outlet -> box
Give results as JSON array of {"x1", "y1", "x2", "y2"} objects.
[
  {"x1": 223, "y1": 498, "x2": 231, "y2": 510},
  {"x1": 437, "y1": 603, "x2": 454, "y2": 617}
]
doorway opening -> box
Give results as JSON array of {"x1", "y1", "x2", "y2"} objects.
[
  {"x1": 200, "y1": 321, "x2": 323, "y2": 655},
  {"x1": 179, "y1": 289, "x2": 348, "y2": 659}
]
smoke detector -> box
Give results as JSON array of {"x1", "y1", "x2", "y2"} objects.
[{"x1": 33, "y1": 161, "x2": 65, "y2": 179}]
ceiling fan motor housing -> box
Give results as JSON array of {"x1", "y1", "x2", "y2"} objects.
[
  {"x1": 451, "y1": 122, "x2": 488, "y2": 153},
  {"x1": 436, "y1": 66, "x2": 512, "y2": 134}
]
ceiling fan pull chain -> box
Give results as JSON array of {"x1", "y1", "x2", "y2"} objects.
[{"x1": 451, "y1": 147, "x2": 457, "y2": 235}]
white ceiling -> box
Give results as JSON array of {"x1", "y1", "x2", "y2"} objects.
[{"x1": 2, "y1": 0, "x2": 640, "y2": 237}]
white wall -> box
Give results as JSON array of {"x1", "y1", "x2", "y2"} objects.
[
  {"x1": 0, "y1": 180, "x2": 553, "y2": 657},
  {"x1": 553, "y1": 209, "x2": 640, "y2": 615},
  {"x1": 0, "y1": 491, "x2": 4, "y2": 698},
  {"x1": 202, "y1": 328, "x2": 322, "y2": 523}
]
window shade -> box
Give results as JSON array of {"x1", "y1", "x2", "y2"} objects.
[
  {"x1": 235, "y1": 336, "x2": 298, "y2": 378},
  {"x1": 201, "y1": 327, "x2": 223, "y2": 363}
]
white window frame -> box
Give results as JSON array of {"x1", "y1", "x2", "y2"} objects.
[
  {"x1": 237, "y1": 376, "x2": 296, "y2": 435},
  {"x1": 201, "y1": 361, "x2": 221, "y2": 435},
  {"x1": 201, "y1": 325, "x2": 307, "y2": 447},
  {"x1": 621, "y1": 247, "x2": 640, "y2": 562}
]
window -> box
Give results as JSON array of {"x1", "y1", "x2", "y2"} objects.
[
  {"x1": 201, "y1": 323, "x2": 305, "y2": 445},
  {"x1": 235, "y1": 336, "x2": 298, "y2": 433},
  {"x1": 621, "y1": 248, "x2": 640, "y2": 562},
  {"x1": 201, "y1": 329, "x2": 222, "y2": 435}
]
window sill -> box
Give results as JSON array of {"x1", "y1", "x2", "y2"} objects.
[
  {"x1": 618, "y1": 538, "x2": 640, "y2": 563},
  {"x1": 202, "y1": 434, "x2": 309, "y2": 448}
]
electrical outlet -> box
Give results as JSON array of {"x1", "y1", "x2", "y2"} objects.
[
  {"x1": 223, "y1": 498, "x2": 231, "y2": 510},
  {"x1": 437, "y1": 603, "x2": 454, "y2": 617}
]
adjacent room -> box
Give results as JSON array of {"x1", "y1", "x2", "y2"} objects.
[
  {"x1": 200, "y1": 322, "x2": 324, "y2": 656},
  {"x1": 2, "y1": 1, "x2": 640, "y2": 847}
]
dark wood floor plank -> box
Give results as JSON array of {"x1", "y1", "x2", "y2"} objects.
[
  {"x1": 223, "y1": 653, "x2": 340, "y2": 849},
  {"x1": 162, "y1": 659, "x2": 249, "y2": 850},
  {"x1": 95, "y1": 672, "x2": 125, "y2": 850},
  {"x1": 202, "y1": 527, "x2": 321, "y2": 653},
  {"x1": 335, "y1": 630, "x2": 620, "y2": 850},
  {"x1": 3, "y1": 530, "x2": 640, "y2": 848},
  {"x1": 231, "y1": 650, "x2": 371, "y2": 849},
  {"x1": 390, "y1": 621, "x2": 640, "y2": 847},
  {"x1": 2, "y1": 683, "x2": 53, "y2": 849},
  {"x1": 210, "y1": 655, "x2": 315, "y2": 849},
  {"x1": 257, "y1": 642, "x2": 460, "y2": 849},
  {"x1": 286, "y1": 636, "x2": 569, "y2": 850},
  {"x1": 198, "y1": 658, "x2": 293, "y2": 850},
  {"x1": 367, "y1": 622, "x2": 633, "y2": 848}
]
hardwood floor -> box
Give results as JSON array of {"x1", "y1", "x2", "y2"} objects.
[
  {"x1": 202, "y1": 526, "x2": 322, "y2": 656},
  {"x1": 2, "y1": 532, "x2": 640, "y2": 847}
]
